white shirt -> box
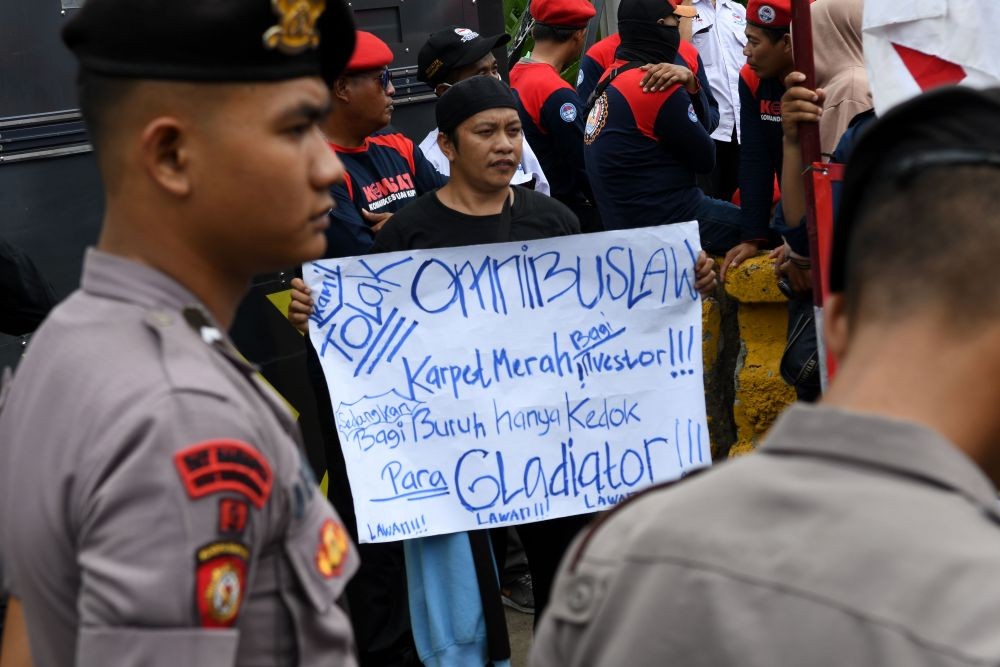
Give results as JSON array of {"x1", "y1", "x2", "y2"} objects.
[
  {"x1": 690, "y1": 0, "x2": 748, "y2": 143},
  {"x1": 419, "y1": 128, "x2": 551, "y2": 196}
]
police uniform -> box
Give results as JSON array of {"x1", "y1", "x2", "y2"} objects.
[
  {"x1": 532, "y1": 404, "x2": 1000, "y2": 666},
  {"x1": 0, "y1": 2, "x2": 360, "y2": 665}
]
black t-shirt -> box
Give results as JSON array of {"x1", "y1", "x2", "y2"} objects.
[{"x1": 370, "y1": 185, "x2": 580, "y2": 252}]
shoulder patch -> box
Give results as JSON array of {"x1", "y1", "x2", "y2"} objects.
[
  {"x1": 576, "y1": 69, "x2": 585, "y2": 87},
  {"x1": 688, "y1": 103, "x2": 699, "y2": 123},
  {"x1": 218, "y1": 497, "x2": 250, "y2": 536},
  {"x1": 315, "y1": 519, "x2": 350, "y2": 579},
  {"x1": 559, "y1": 102, "x2": 578, "y2": 123},
  {"x1": 195, "y1": 541, "x2": 248, "y2": 628},
  {"x1": 584, "y1": 93, "x2": 608, "y2": 145},
  {"x1": 174, "y1": 439, "x2": 273, "y2": 509}
]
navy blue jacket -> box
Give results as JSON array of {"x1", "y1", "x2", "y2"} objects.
[
  {"x1": 577, "y1": 34, "x2": 719, "y2": 135},
  {"x1": 584, "y1": 57, "x2": 716, "y2": 230},
  {"x1": 326, "y1": 131, "x2": 446, "y2": 258},
  {"x1": 509, "y1": 60, "x2": 594, "y2": 205},
  {"x1": 737, "y1": 64, "x2": 785, "y2": 243}
]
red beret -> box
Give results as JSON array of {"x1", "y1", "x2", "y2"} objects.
[
  {"x1": 531, "y1": 0, "x2": 596, "y2": 28},
  {"x1": 746, "y1": 0, "x2": 792, "y2": 28},
  {"x1": 345, "y1": 30, "x2": 393, "y2": 72}
]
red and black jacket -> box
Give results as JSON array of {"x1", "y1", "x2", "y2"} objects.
[
  {"x1": 583, "y1": 58, "x2": 716, "y2": 230},
  {"x1": 577, "y1": 34, "x2": 719, "y2": 134},
  {"x1": 737, "y1": 64, "x2": 785, "y2": 244},
  {"x1": 509, "y1": 61, "x2": 594, "y2": 206},
  {"x1": 326, "y1": 131, "x2": 446, "y2": 258}
]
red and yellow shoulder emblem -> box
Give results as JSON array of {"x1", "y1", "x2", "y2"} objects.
[
  {"x1": 315, "y1": 519, "x2": 349, "y2": 579},
  {"x1": 195, "y1": 541, "x2": 249, "y2": 627}
]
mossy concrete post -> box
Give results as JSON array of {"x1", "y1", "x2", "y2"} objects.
[{"x1": 723, "y1": 255, "x2": 796, "y2": 456}]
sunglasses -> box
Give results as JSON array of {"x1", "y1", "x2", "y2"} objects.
[{"x1": 349, "y1": 66, "x2": 392, "y2": 90}]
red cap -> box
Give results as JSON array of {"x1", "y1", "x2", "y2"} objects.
[
  {"x1": 668, "y1": 1, "x2": 699, "y2": 18},
  {"x1": 746, "y1": 0, "x2": 792, "y2": 28},
  {"x1": 531, "y1": 0, "x2": 597, "y2": 27},
  {"x1": 345, "y1": 31, "x2": 393, "y2": 72}
]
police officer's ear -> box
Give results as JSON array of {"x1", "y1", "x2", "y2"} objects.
[
  {"x1": 823, "y1": 293, "x2": 851, "y2": 363},
  {"x1": 139, "y1": 114, "x2": 193, "y2": 198}
]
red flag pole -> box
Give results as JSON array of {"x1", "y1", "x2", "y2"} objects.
[{"x1": 790, "y1": 0, "x2": 824, "y2": 305}]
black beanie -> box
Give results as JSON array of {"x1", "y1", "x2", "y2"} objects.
[{"x1": 435, "y1": 75, "x2": 519, "y2": 133}]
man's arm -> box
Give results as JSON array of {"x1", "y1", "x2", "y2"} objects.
[
  {"x1": 576, "y1": 54, "x2": 604, "y2": 108},
  {"x1": 325, "y1": 182, "x2": 375, "y2": 259},
  {"x1": 540, "y1": 88, "x2": 595, "y2": 201},
  {"x1": 0, "y1": 598, "x2": 32, "y2": 667},
  {"x1": 653, "y1": 89, "x2": 716, "y2": 174},
  {"x1": 721, "y1": 74, "x2": 772, "y2": 280}
]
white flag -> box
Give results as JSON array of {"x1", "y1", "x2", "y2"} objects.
[{"x1": 863, "y1": 0, "x2": 1000, "y2": 114}]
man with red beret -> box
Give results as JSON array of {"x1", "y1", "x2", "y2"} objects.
[
  {"x1": 509, "y1": 0, "x2": 601, "y2": 232},
  {"x1": 720, "y1": 0, "x2": 794, "y2": 280},
  {"x1": 287, "y1": 30, "x2": 444, "y2": 667},
  {"x1": 319, "y1": 30, "x2": 447, "y2": 259}
]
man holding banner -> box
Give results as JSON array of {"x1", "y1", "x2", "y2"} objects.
[
  {"x1": 532, "y1": 85, "x2": 1000, "y2": 667},
  {"x1": 303, "y1": 73, "x2": 718, "y2": 666}
]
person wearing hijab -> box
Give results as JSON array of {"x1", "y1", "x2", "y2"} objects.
[{"x1": 812, "y1": 0, "x2": 872, "y2": 155}]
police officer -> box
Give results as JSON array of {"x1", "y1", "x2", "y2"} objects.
[
  {"x1": 509, "y1": 0, "x2": 601, "y2": 231},
  {"x1": 0, "y1": 1, "x2": 360, "y2": 665},
  {"x1": 532, "y1": 86, "x2": 1000, "y2": 667},
  {"x1": 720, "y1": 0, "x2": 793, "y2": 280}
]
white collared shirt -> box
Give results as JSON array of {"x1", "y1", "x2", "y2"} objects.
[
  {"x1": 689, "y1": 0, "x2": 748, "y2": 143},
  {"x1": 419, "y1": 128, "x2": 551, "y2": 196}
]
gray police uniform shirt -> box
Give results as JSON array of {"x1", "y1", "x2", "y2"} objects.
[
  {"x1": 0, "y1": 250, "x2": 358, "y2": 667},
  {"x1": 532, "y1": 404, "x2": 1000, "y2": 667}
]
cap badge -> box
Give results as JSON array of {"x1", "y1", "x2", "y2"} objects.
[
  {"x1": 454, "y1": 27, "x2": 480, "y2": 42},
  {"x1": 426, "y1": 58, "x2": 444, "y2": 79},
  {"x1": 756, "y1": 5, "x2": 776, "y2": 23},
  {"x1": 264, "y1": 0, "x2": 326, "y2": 55}
]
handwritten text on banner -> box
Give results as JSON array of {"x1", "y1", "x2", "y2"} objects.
[{"x1": 306, "y1": 222, "x2": 711, "y2": 543}]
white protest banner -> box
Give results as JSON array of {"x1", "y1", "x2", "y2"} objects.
[{"x1": 305, "y1": 222, "x2": 711, "y2": 543}]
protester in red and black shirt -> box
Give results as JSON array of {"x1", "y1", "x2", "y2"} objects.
[
  {"x1": 583, "y1": 0, "x2": 742, "y2": 255},
  {"x1": 577, "y1": 32, "x2": 720, "y2": 134},
  {"x1": 509, "y1": 0, "x2": 601, "y2": 231},
  {"x1": 321, "y1": 31, "x2": 446, "y2": 259},
  {"x1": 720, "y1": 0, "x2": 794, "y2": 280}
]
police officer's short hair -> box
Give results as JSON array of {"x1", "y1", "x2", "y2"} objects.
[{"x1": 834, "y1": 86, "x2": 1000, "y2": 325}]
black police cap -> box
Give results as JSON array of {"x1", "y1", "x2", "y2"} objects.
[
  {"x1": 63, "y1": 0, "x2": 356, "y2": 85},
  {"x1": 831, "y1": 85, "x2": 1000, "y2": 293}
]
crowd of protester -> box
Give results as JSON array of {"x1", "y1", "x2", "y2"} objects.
[{"x1": 3, "y1": 0, "x2": 999, "y2": 665}]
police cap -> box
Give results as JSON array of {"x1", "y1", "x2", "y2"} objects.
[{"x1": 63, "y1": 0, "x2": 356, "y2": 85}]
